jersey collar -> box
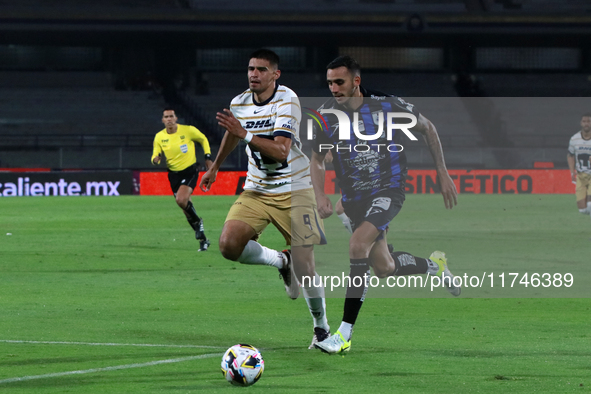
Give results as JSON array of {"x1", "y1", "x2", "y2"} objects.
[{"x1": 252, "y1": 83, "x2": 279, "y2": 106}]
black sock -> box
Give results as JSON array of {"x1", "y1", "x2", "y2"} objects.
[
  {"x1": 343, "y1": 258, "x2": 370, "y2": 325},
  {"x1": 391, "y1": 251, "x2": 428, "y2": 275},
  {"x1": 184, "y1": 200, "x2": 201, "y2": 231}
]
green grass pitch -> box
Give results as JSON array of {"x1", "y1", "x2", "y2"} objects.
[{"x1": 0, "y1": 194, "x2": 589, "y2": 393}]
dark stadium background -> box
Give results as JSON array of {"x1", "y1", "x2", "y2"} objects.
[
  {"x1": 1, "y1": 3, "x2": 590, "y2": 391},
  {"x1": 0, "y1": 0, "x2": 589, "y2": 173}
]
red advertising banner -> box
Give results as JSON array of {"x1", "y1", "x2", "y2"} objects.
[
  {"x1": 405, "y1": 169, "x2": 573, "y2": 195},
  {"x1": 139, "y1": 169, "x2": 574, "y2": 196},
  {"x1": 0, "y1": 168, "x2": 51, "y2": 172},
  {"x1": 140, "y1": 171, "x2": 247, "y2": 196}
]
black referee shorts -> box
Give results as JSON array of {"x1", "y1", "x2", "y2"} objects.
[
  {"x1": 168, "y1": 164, "x2": 199, "y2": 194},
  {"x1": 342, "y1": 187, "x2": 406, "y2": 233}
]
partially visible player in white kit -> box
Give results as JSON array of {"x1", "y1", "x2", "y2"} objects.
[
  {"x1": 567, "y1": 113, "x2": 591, "y2": 216},
  {"x1": 199, "y1": 49, "x2": 330, "y2": 348}
]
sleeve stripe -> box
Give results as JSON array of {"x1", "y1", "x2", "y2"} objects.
[
  {"x1": 237, "y1": 114, "x2": 275, "y2": 120},
  {"x1": 273, "y1": 130, "x2": 294, "y2": 139},
  {"x1": 288, "y1": 154, "x2": 305, "y2": 164},
  {"x1": 278, "y1": 102, "x2": 300, "y2": 109}
]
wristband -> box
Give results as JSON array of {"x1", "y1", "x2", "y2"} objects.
[
  {"x1": 243, "y1": 132, "x2": 254, "y2": 143},
  {"x1": 204, "y1": 154, "x2": 212, "y2": 161}
]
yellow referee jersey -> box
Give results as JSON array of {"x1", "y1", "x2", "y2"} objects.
[{"x1": 151, "y1": 125, "x2": 211, "y2": 172}]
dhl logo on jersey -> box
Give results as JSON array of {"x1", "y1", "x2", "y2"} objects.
[{"x1": 244, "y1": 119, "x2": 273, "y2": 129}]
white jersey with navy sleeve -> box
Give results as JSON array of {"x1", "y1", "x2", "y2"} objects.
[
  {"x1": 568, "y1": 131, "x2": 591, "y2": 175},
  {"x1": 230, "y1": 84, "x2": 312, "y2": 194}
]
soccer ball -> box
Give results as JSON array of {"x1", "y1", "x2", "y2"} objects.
[{"x1": 220, "y1": 344, "x2": 264, "y2": 386}]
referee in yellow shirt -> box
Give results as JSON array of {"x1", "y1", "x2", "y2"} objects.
[{"x1": 152, "y1": 107, "x2": 213, "y2": 251}]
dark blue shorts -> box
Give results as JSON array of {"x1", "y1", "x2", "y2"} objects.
[{"x1": 342, "y1": 188, "x2": 405, "y2": 233}]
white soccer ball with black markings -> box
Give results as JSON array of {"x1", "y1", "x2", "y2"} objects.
[{"x1": 220, "y1": 344, "x2": 264, "y2": 386}]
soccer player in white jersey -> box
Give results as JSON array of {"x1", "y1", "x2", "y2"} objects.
[
  {"x1": 199, "y1": 49, "x2": 330, "y2": 348},
  {"x1": 567, "y1": 113, "x2": 591, "y2": 215}
]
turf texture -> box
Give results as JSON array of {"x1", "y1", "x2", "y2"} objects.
[{"x1": 0, "y1": 194, "x2": 589, "y2": 393}]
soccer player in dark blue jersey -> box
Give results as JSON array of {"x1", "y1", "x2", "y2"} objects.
[{"x1": 310, "y1": 55, "x2": 460, "y2": 354}]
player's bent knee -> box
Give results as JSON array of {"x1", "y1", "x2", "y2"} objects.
[
  {"x1": 349, "y1": 241, "x2": 370, "y2": 259},
  {"x1": 175, "y1": 195, "x2": 189, "y2": 209},
  {"x1": 372, "y1": 267, "x2": 390, "y2": 279},
  {"x1": 218, "y1": 241, "x2": 239, "y2": 261},
  {"x1": 218, "y1": 235, "x2": 243, "y2": 261}
]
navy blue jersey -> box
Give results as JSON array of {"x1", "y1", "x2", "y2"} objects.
[{"x1": 312, "y1": 87, "x2": 420, "y2": 202}]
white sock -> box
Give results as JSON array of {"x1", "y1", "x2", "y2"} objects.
[
  {"x1": 587, "y1": 202, "x2": 591, "y2": 212},
  {"x1": 426, "y1": 259, "x2": 439, "y2": 275},
  {"x1": 302, "y1": 273, "x2": 329, "y2": 331},
  {"x1": 237, "y1": 240, "x2": 283, "y2": 268},
  {"x1": 579, "y1": 208, "x2": 589, "y2": 214},
  {"x1": 337, "y1": 212, "x2": 353, "y2": 234},
  {"x1": 337, "y1": 322, "x2": 353, "y2": 341}
]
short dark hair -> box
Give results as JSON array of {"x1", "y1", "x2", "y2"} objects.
[
  {"x1": 326, "y1": 55, "x2": 361, "y2": 76},
  {"x1": 163, "y1": 107, "x2": 176, "y2": 113},
  {"x1": 250, "y1": 49, "x2": 280, "y2": 68},
  {"x1": 583, "y1": 113, "x2": 591, "y2": 118}
]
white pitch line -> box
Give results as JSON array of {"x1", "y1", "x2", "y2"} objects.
[
  {"x1": 0, "y1": 353, "x2": 221, "y2": 385},
  {"x1": 0, "y1": 339, "x2": 226, "y2": 349}
]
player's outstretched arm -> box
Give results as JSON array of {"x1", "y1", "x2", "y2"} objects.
[
  {"x1": 310, "y1": 150, "x2": 333, "y2": 219},
  {"x1": 199, "y1": 130, "x2": 239, "y2": 192},
  {"x1": 413, "y1": 114, "x2": 458, "y2": 209}
]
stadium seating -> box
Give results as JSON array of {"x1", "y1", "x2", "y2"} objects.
[
  {"x1": 485, "y1": 96, "x2": 586, "y2": 148},
  {"x1": 0, "y1": 71, "x2": 165, "y2": 168},
  {"x1": 471, "y1": 73, "x2": 590, "y2": 159},
  {"x1": 0, "y1": 0, "x2": 179, "y2": 7},
  {"x1": 0, "y1": 66, "x2": 579, "y2": 169},
  {"x1": 361, "y1": 73, "x2": 458, "y2": 98},
  {"x1": 0, "y1": 90, "x2": 162, "y2": 138},
  {"x1": 187, "y1": 0, "x2": 467, "y2": 13},
  {"x1": 475, "y1": 73, "x2": 591, "y2": 98},
  {"x1": 484, "y1": 0, "x2": 591, "y2": 12}
]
